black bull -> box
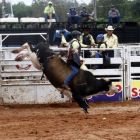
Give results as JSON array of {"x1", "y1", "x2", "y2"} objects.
[
  {"x1": 28, "y1": 42, "x2": 116, "y2": 112},
  {"x1": 12, "y1": 42, "x2": 118, "y2": 113}
]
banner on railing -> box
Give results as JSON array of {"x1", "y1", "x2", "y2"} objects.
[
  {"x1": 87, "y1": 80, "x2": 140, "y2": 102},
  {"x1": 131, "y1": 80, "x2": 140, "y2": 99},
  {"x1": 88, "y1": 82, "x2": 123, "y2": 102}
]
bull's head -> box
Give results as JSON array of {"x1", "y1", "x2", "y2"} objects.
[{"x1": 104, "y1": 79, "x2": 119, "y2": 95}]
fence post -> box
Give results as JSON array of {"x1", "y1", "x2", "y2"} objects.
[{"x1": 0, "y1": 35, "x2": 2, "y2": 97}]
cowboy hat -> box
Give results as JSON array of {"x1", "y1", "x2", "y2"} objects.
[
  {"x1": 48, "y1": 1, "x2": 52, "y2": 4},
  {"x1": 105, "y1": 25, "x2": 114, "y2": 31}
]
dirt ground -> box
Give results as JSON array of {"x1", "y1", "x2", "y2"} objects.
[{"x1": 0, "y1": 100, "x2": 139, "y2": 140}]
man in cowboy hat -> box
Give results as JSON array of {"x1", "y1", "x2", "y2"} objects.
[
  {"x1": 103, "y1": 25, "x2": 118, "y2": 68},
  {"x1": 104, "y1": 25, "x2": 118, "y2": 50}
]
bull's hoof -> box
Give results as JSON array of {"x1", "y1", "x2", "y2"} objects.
[
  {"x1": 83, "y1": 107, "x2": 89, "y2": 114},
  {"x1": 82, "y1": 107, "x2": 89, "y2": 119},
  {"x1": 84, "y1": 99, "x2": 90, "y2": 108}
]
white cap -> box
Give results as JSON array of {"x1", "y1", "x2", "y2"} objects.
[
  {"x1": 48, "y1": 1, "x2": 52, "y2": 4},
  {"x1": 105, "y1": 25, "x2": 114, "y2": 31}
]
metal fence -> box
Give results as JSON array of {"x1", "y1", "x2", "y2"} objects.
[{"x1": 1, "y1": 44, "x2": 140, "y2": 104}]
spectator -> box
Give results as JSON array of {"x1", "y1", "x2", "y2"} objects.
[
  {"x1": 96, "y1": 34, "x2": 107, "y2": 56},
  {"x1": 44, "y1": 1, "x2": 56, "y2": 22},
  {"x1": 80, "y1": 27, "x2": 95, "y2": 58},
  {"x1": 104, "y1": 25, "x2": 118, "y2": 57},
  {"x1": 53, "y1": 29, "x2": 72, "y2": 47},
  {"x1": 67, "y1": 7, "x2": 80, "y2": 25},
  {"x1": 93, "y1": 30, "x2": 118, "y2": 69},
  {"x1": 94, "y1": 34, "x2": 110, "y2": 69},
  {"x1": 80, "y1": 7, "x2": 89, "y2": 22},
  {"x1": 88, "y1": 10, "x2": 95, "y2": 22},
  {"x1": 108, "y1": 5, "x2": 120, "y2": 26},
  {"x1": 69, "y1": 7, "x2": 77, "y2": 16}
]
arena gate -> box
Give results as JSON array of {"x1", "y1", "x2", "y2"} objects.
[{"x1": 126, "y1": 44, "x2": 140, "y2": 100}]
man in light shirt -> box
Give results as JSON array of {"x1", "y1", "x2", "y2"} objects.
[
  {"x1": 101, "y1": 25, "x2": 120, "y2": 69},
  {"x1": 104, "y1": 25, "x2": 118, "y2": 48},
  {"x1": 104, "y1": 25, "x2": 118, "y2": 57},
  {"x1": 44, "y1": 1, "x2": 56, "y2": 21}
]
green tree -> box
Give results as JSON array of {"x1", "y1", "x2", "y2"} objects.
[
  {"x1": 131, "y1": 0, "x2": 140, "y2": 18},
  {"x1": 31, "y1": 0, "x2": 45, "y2": 17},
  {"x1": 13, "y1": 2, "x2": 32, "y2": 18},
  {"x1": 95, "y1": 0, "x2": 126, "y2": 21}
]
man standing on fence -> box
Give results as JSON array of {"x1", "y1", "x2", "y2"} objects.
[
  {"x1": 44, "y1": 1, "x2": 56, "y2": 22},
  {"x1": 108, "y1": 5, "x2": 120, "y2": 26}
]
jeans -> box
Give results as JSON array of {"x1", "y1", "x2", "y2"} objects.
[
  {"x1": 64, "y1": 65, "x2": 79, "y2": 85},
  {"x1": 53, "y1": 31, "x2": 61, "y2": 46},
  {"x1": 44, "y1": 14, "x2": 57, "y2": 22},
  {"x1": 68, "y1": 15, "x2": 80, "y2": 24},
  {"x1": 94, "y1": 51, "x2": 110, "y2": 69},
  {"x1": 108, "y1": 16, "x2": 120, "y2": 25}
]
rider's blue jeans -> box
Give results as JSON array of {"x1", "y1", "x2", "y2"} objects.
[{"x1": 64, "y1": 65, "x2": 79, "y2": 85}]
